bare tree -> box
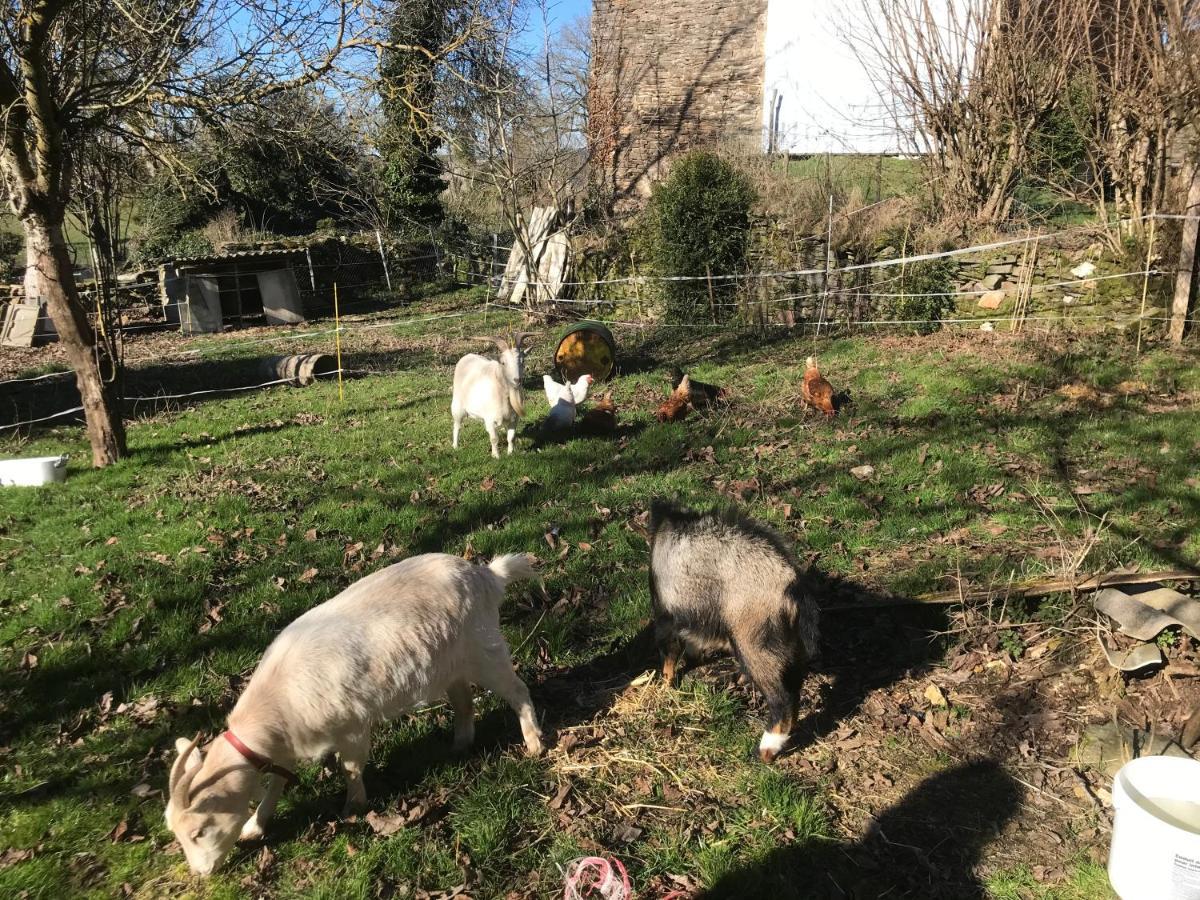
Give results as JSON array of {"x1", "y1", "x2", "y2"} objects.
[
  {"x1": 856, "y1": 0, "x2": 1098, "y2": 226},
  {"x1": 434, "y1": 0, "x2": 592, "y2": 309},
  {"x1": 1066, "y1": 0, "x2": 1190, "y2": 241},
  {"x1": 0, "y1": 1, "x2": 376, "y2": 465}
]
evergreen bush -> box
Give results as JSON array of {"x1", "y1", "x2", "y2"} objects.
[{"x1": 640, "y1": 151, "x2": 756, "y2": 324}]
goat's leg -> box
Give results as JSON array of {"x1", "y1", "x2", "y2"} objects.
[
  {"x1": 475, "y1": 648, "x2": 543, "y2": 756},
  {"x1": 451, "y1": 402, "x2": 463, "y2": 449},
  {"x1": 447, "y1": 680, "x2": 475, "y2": 752},
  {"x1": 484, "y1": 420, "x2": 501, "y2": 459},
  {"x1": 734, "y1": 640, "x2": 797, "y2": 763},
  {"x1": 336, "y1": 730, "x2": 371, "y2": 815},
  {"x1": 238, "y1": 774, "x2": 285, "y2": 842},
  {"x1": 654, "y1": 609, "x2": 684, "y2": 687},
  {"x1": 505, "y1": 425, "x2": 515, "y2": 455}
]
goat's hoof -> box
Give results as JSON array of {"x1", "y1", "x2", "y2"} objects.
[
  {"x1": 758, "y1": 729, "x2": 790, "y2": 764},
  {"x1": 341, "y1": 798, "x2": 368, "y2": 818},
  {"x1": 238, "y1": 820, "x2": 265, "y2": 842},
  {"x1": 524, "y1": 736, "x2": 545, "y2": 757}
]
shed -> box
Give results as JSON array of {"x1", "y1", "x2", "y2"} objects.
[{"x1": 160, "y1": 247, "x2": 309, "y2": 334}]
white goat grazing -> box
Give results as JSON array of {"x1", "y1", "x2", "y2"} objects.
[
  {"x1": 451, "y1": 333, "x2": 534, "y2": 458},
  {"x1": 165, "y1": 552, "x2": 543, "y2": 876},
  {"x1": 542, "y1": 373, "x2": 593, "y2": 429}
]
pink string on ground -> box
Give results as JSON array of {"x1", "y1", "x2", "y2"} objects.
[{"x1": 562, "y1": 856, "x2": 632, "y2": 900}]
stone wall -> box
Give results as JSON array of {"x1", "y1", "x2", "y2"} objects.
[{"x1": 589, "y1": 0, "x2": 767, "y2": 211}]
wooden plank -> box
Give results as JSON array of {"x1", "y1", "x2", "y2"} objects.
[
  {"x1": 538, "y1": 229, "x2": 571, "y2": 304},
  {"x1": 826, "y1": 569, "x2": 1200, "y2": 611},
  {"x1": 1171, "y1": 164, "x2": 1200, "y2": 345},
  {"x1": 507, "y1": 206, "x2": 557, "y2": 307}
]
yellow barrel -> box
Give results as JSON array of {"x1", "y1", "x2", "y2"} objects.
[{"x1": 554, "y1": 321, "x2": 616, "y2": 381}]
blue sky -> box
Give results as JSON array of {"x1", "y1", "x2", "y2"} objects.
[
  {"x1": 516, "y1": 0, "x2": 591, "y2": 50},
  {"x1": 537, "y1": 0, "x2": 591, "y2": 28}
]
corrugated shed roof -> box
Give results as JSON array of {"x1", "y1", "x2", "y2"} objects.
[{"x1": 168, "y1": 246, "x2": 308, "y2": 266}]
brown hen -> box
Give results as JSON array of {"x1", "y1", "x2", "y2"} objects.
[
  {"x1": 670, "y1": 366, "x2": 728, "y2": 408},
  {"x1": 578, "y1": 391, "x2": 618, "y2": 435},
  {"x1": 656, "y1": 376, "x2": 692, "y2": 422},
  {"x1": 802, "y1": 356, "x2": 835, "y2": 417}
]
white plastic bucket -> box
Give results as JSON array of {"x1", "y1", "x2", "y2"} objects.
[
  {"x1": 1110, "y1": 755, "x2": 1200, "y2": 899},
  {"x1": 0, "y1": 454, "x2": 69, "y2": 487}
]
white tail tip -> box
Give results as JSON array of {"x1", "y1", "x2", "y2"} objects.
[{"x1": 487, "y1": 552, "x2": 539, "y2": 585}]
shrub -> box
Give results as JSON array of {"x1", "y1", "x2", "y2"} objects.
[
  {"x1": 640, "y1": 151, "x2": 756, "y2": 323},
  {"x1": 889, "y1": 258, "x2": 958, "y2": 334}
]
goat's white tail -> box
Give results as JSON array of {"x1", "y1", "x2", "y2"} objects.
[{"x1": 487, "y1": 552, "x2": 539, "y2": 587}]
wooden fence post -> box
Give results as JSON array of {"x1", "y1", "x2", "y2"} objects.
[
  {"x1": 1170, "y1": 164, "x2": 1200, "y2": 345},
  {"x1": 375, "y1": 229, "x2": 392, "y2": 292}
]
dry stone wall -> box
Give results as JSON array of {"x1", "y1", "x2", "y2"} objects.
[{"x1": 589, "y1": 0, "x2": 767, "y2": 211}]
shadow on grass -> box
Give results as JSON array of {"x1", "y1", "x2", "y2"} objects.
[{"x1": 704, "y1": 760, "x2": 1022, "y2": 899}]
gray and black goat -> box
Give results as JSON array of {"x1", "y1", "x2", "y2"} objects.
[{"x1": 647, "y1": 500, "x2": 821, "y2": 762}]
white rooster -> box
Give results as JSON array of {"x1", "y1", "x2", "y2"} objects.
[{"x1": 543, "y1": 373, "x2": 593, "y2": 429}]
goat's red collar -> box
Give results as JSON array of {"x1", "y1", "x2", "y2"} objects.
[{"x1": 222, "y1": 730, "x2": 297, "y2": 784}]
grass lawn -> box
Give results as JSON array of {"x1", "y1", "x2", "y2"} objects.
[
  {"x1": 0, "y1": 212, "x2": 100, "y2": 273},
  {"x1": 776, "y1": 154, "x2": 926, "y2": 204},
  {"x1": 1, "y1": 285, "x2": 1197, "y2": 898}
]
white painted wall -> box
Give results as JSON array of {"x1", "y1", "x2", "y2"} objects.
[{"x1": 761, "y1": 0, "x2": 905, "y2": 155}]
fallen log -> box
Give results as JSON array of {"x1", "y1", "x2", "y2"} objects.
[{"x1": 827, "y1": 569, "x2": 1199, "y2": 611}]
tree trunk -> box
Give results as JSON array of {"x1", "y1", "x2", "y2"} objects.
[{"x1": 22, "y1": 212, "x2": 126, "y2": 465}]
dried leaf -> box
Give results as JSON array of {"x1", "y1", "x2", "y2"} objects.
[
  {"x1": 365, "y1": 809, "x2": 406, "y2": 837},
  {"x1": 480, "y1": 476, "x2": 496, "y2": 492},
  {"x1": 549, "y1": 784, "x2": 571, "y2": 810},
  {"x1": 850, "y1": 465, "x2": 875, "y2": 480},
  {"x1": 612, "y1": 822, "x2": 643, "y2": 843},
  {"x1": 0, "y1": 848, "x2": 34, "y2": 868},
  {"x1": 130, "y1": 782, "x2": 156, "y2": 799},
  {"x1": 304, "y1": 528, "x2": 318, "y2": 542},
  {"x1": 298, "y1": 567, "x2": 319, "y2": 584},
  {"x1": 20, "y1": 651, "x2": 37, "y2": 671},
  {"x1": 105, "y1": 536, "x2": 119, "y2": 546},
  {"x1": 924, "y1": 683, "x2": 948, "y2": 708}
]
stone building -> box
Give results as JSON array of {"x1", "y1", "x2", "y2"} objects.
[
  {"x1": 589, "y1": 0, "x2": 768, "y2": 209},
  {"x1": 589, "y1": 0, "x2": 910, "y2": 210}
]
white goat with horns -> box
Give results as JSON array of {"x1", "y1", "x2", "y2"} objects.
[
  {"x1": 451, "y1": 332, "x2": 534, "y2": 458},
  {"x1": 165, "y1": 552, "x2": 544, "y2": 876}
]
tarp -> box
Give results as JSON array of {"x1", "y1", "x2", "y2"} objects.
[
  {"x1": 1, "y1": 300, "x2": 57, "y2": 347},
  {"x1": 258, "y1": 268, "x2": 305, "y2": 325},
  {"x1": 180, "y1": 275, "x2": 223, "y2": 335}
]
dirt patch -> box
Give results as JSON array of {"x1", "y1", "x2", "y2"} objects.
[{"x1": 532, "y1": 590, "x2": 1200, "y2": 898}]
